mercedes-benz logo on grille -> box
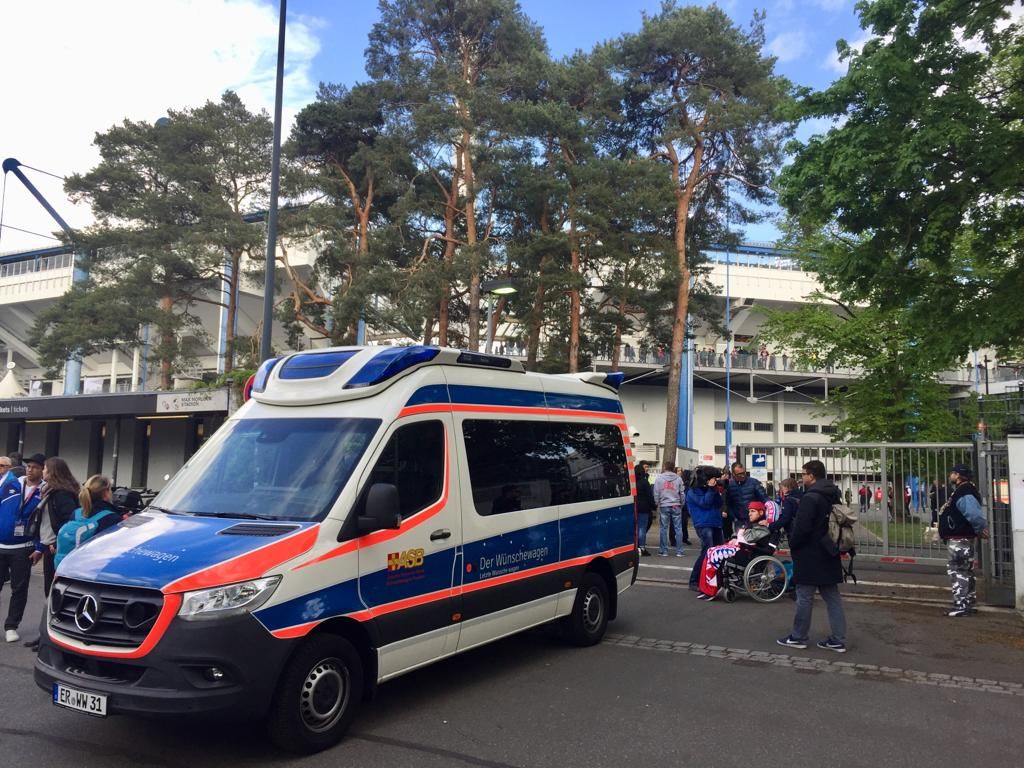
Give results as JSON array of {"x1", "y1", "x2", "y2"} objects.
[{"x1": 74, "y1": 594, "x2": 100, "y2": 632}]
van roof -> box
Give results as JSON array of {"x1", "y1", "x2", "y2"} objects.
[{"x1": 249, "y1": 346, "x2": 625, "y2": 407}]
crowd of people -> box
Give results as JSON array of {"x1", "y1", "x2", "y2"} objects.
[
  {"x1": 634, "y1": 456, "x2": 993, "y2": 652},
  {"x1": 0, "y1": 452, "x2": 120, "y2": 649}
]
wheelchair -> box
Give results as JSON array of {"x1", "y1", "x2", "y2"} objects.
[{"x1": 718, "y1": 545, "x2": 790, "y2": 603}]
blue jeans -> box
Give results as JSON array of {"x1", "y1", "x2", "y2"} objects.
[
  {"x1": 637, "y1": 511, "x2": 651, "y2": 550},
  {"x1": 791, "y1": 583, "x2": 847, "y2": 644},
  {"x1": 689, "y1": 526, "x2": 724, "y2": 586},
  {"x1": 659, "y1": 506, "x2": 683, "y2": 554}
]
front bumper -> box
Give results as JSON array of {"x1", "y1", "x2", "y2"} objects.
[{"x1": 34, "y1": 611, "x2": 294, "y2": 718}]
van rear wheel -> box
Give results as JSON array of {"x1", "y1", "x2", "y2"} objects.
[
  {"x1": 563, "y1": 572, "x2": 609, "y2": 647},
  {"x1": 268, "y1": 635, "x2": 363, "y2": 754}
]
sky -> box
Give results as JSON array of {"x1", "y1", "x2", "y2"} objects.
[{"x1": 0, "y1": 0, "x2": 869, "y2": 255}]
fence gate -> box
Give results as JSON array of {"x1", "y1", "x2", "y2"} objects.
[
  {"x1": 977, "y1": 441, "x2": 1014, "y2": 606},
  {"x1": 732, "y1": 442, "x2": 1014, "y2": 601}
]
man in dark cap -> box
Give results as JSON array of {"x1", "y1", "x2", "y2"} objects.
[{"x1": 939, "y1": 463, "x2": 989, "y2": 617}]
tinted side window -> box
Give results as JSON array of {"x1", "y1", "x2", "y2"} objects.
[
  {"x1": 462, "y1": 420, "x2": 629, "y2": 515},
  {"x1": 363, "y1": 420, "x2": 445, "y2": 517},
  {"x1": 558, "y1": 423, "x2": 630, "y2": 503},
  {"x1": 462, "y1": 420, "x2": 563, "y2": 515}
]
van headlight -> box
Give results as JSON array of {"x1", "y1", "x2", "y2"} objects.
[{"x1": 178, "y1": 576, "x2": 281, "y2": 620}]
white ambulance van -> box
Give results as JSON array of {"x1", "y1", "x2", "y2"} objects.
[{"x1": 36, "y1": 346, "x2": 638, "y2": 752}]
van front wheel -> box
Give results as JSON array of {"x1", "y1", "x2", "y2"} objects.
[
  {"x1": 563, "y1": 572, "x2": 609, "y2": 647},
  {"x1": 268, "y1": 635, "x2": 363, "y2": 754}
]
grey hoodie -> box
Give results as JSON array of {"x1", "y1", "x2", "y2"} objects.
[{"x1": 653, "y1": 471, "x2": 683, "y2": 509}]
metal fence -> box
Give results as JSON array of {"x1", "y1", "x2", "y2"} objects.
[
  {"x1": 734, "y1": 442, "x2": 978, "y2": 565},
  {"x1": 977, "y1": 441, "x2": 1014, "y2": 605}
]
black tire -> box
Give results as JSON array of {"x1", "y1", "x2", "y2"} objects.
[
  {"x1": 722, "y1": 588, "x2": 737, "y2": 603},
  {"x1": 267, "y1": 634, "x2": 363, "y2": 754},
  {"x1": 563, "y1": 572, "x2": 610, "y2": 647},
  {"x1": 743, "y1": 556, "x2": 789, "y2": 603}
]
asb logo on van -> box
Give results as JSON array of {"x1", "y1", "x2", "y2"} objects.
[{"x1": 387, "y1": 548, "x2": 425, "y2": 571}]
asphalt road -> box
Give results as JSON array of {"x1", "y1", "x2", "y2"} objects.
[{"x1": 1, "y1": 567, "x2": 1022, "y2": 768}]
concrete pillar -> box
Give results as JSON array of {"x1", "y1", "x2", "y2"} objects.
[
  {"x1": 131, "y1": 347, "x2": 141, "y2": 392},
  {"x1": 1008, "y1": 435, "x2": 1024, "y2": 612},
  {"x1": 109, "y1": 349, "x2": 119, "y2": 393}
]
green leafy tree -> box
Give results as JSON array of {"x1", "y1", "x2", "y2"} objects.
[
  {"x1": 613, "y1": 2, "x2": 794, "y2": 455},
  {"x1": 757, "y1": 298, "x2": 958, "y2": 441},
  {"x1": 35, "y1": 92, "x2": 273, "y2": 386},
  {"x1": 367, "y1": 0, "x2": 548, "y2": 349},
  {"x1": 779, "y1": 0, "x2": 1024, "y2": 359},
  {"x1": 286, "y1": 81, "x2": 420, "y2": 343}
]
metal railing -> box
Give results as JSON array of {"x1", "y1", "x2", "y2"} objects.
[
  {"x1": 734, "y1": 442, "x2": 978, "y2": 566},
  {"x1": 0, "y1": 253, "x2": 74, "y2": 279},
  {"x1": 977, "y1": 441, "x2": 1014, "y2": 605}
]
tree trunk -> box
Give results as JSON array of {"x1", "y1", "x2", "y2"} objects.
[
  {"x1": 662, "y1": 141, "x2": 703, "y2": 457},
  {"x1": 463, "y1": 135, "x2": 481, "y2": 352},
  {"x1": 159, "y1": 293, "x2": 174, "y2": 391}
]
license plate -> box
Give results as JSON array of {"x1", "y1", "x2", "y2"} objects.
[{"x1": 53, "y1": 683, "x2": 107, "y2": 717}]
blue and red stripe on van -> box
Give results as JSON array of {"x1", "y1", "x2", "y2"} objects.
[{"x1": 254, "y1": 502, "x2": 635, "y2": 642}]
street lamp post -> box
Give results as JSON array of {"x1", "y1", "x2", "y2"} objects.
[
  {"x1": 260, "y1": 0, "x2": 287, "y2": 363},
  {"x1": 481, "y1": 278, "x2": 517, "y2": 354}
]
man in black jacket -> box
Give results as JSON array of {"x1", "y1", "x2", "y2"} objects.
[
  {"x1": 777, "y1": 460, "x2": 848, "y2": 653},
  {"x1": 635, "y1": 461, "x2": 655, "y2": 556}
]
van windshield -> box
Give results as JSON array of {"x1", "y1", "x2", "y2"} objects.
[{"x1": 152, "y1": 417, "x2": 380, "y2": 522}]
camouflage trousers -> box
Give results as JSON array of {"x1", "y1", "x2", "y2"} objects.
[{"x1": 946, "y1": 539, "x2": 977, "y2": 611}]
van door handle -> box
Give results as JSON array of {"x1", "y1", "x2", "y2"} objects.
[{"x1": 430, "y1": 528, "x2": 451, "y2": 541}]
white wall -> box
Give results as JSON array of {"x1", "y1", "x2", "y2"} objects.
[{"x1": 621, "y1": 384, "x2": 834, "y2": 467}]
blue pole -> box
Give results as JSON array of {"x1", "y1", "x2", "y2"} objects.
[
  {"x1": 677, "y1": 335, "x2": 689, "y2": 450},
  {"x1": 677, "y1": 313, "x2": 695, "y2": 450},
  {"x1": 724, "y1": 243, "x2": 733, "y2": 466}
]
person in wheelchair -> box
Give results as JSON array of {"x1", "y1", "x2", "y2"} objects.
[{"x1": 697, "y1": 501, "x2": 779, "y2": 600}]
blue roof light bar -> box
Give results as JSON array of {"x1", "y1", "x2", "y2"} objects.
[
  {"x1": 278, "y1": 350, "x2": 358, "y2": 380},
  {"x1": 251, "y1": 357, "x2": 281, "y2": 393},
  {"x1": 344, "y1": 346, "x2": 441, "y2": 389}
]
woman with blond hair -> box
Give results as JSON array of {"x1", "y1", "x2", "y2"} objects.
[{"x1": 53, "y1": 475, "x2": 121, "y2": 571}]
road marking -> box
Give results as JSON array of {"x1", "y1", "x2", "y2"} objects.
[
  {"x1": 641, "y1": 563, "x2": 692, "y2": 573},
  {"x1": 603, "y1": 633, "x2": 1024, "y2": 697}
]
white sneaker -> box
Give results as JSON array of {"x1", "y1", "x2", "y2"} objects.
[{"x1": 4, "y1": 629, "x2": 19, "y2": 643}]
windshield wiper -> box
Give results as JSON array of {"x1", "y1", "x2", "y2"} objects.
[
  {"x1": 190, "y1": 511, "x2": 278, "y2": 521},
  {"x1": 146, "y1": 505, "x2": 190, "y2": 516}
]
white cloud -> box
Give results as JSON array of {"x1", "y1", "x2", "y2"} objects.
[
  {"x1": 813, "y1": 0, "x2": 848, "y2": 11},
  {"x1": 821, "y1": 34, "x2": 872, "y2": 74},
  {"x1": 0, "y1": 0, "x2": 323, "y2": 253},
  {"x1": 768, "y1": 30, "x2": 810, "y2": 63}
]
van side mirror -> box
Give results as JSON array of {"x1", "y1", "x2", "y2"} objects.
[{"x1": 358, "y1": 483, "x2": 402, "y2": 534}]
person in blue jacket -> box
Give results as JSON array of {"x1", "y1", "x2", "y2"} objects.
[
  {"x1": 687, "y1": 466, "x2": 725, "y2": 595},
  {"x1": 0, "y1": 454, "x2": 44, "y2": 643},
  {"x1": 725, "y1": 462, "x2": 768, "y2": 531},
  {"x1": 939, "y1": 463, "x2": 989, "y2": 617}
]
